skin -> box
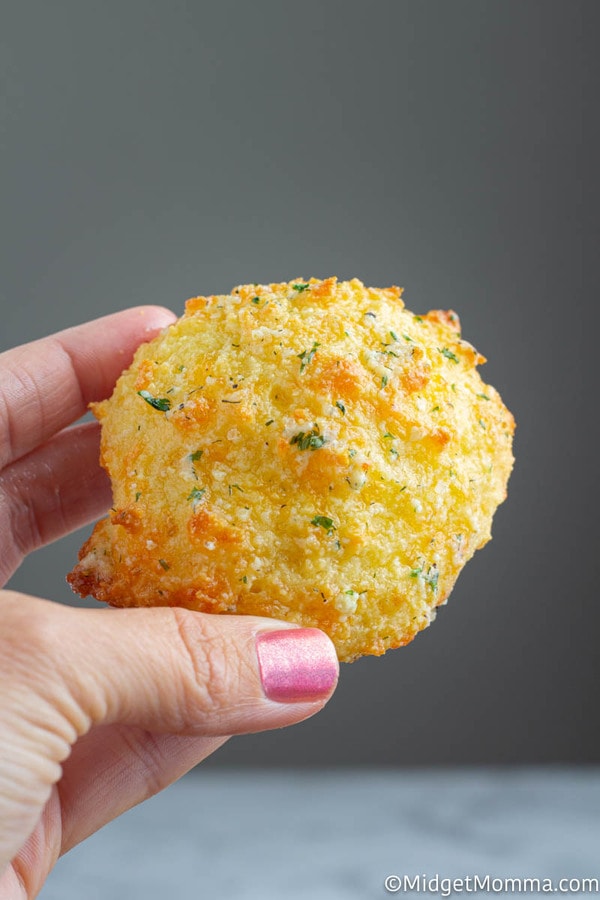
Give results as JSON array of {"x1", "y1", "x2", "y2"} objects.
[{"x1": 0, "y1": 308, "x2": 338, "y2": 899}]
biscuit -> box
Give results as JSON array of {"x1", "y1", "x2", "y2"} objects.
[{"x1": 68, "y1": 278, "x2": 515, "y2": 662}]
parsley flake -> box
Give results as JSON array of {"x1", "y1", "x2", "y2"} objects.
[
  {"x1": 311, "y1": 515, "x2": 336, "y2": 534},
  {"x1": 335, "y1": 400, "x2": 346, "y2": 415},
  {"x1": 439, "y1": 347, "x2": 459, "y2": 364},
  {"x1": 189, "y1": 449, "x2": 204, "y2": 462},
  {"x1": 251, "y1": 295, "x2": 261, "y2": 303},
  {"x1": 297, "y1": 341, "x2": 320, "y2": 373},
  {"x1": 390, "y1": 330, "x2": 399, "y2": 341},
  {"x1": 138, "y1": 390, "x2": 171, "y2": 412},
  {"x1": 187, "y1": 487, "x2": 206, "y2": 509},
  {"x1": 159, "y1": 559, "x2": 170, "y2": 571},
  {"x1": 292, "y1": 282, "x2": 310, "y2": 292},
  {"x1": 477, "y1": 392, "x2": 491, "y2": 401},
  {"x1": 381, "y1": 374, "x2": 389, "y2": 388},
  {"x1": 410, "y1": 564, "x2": 439, "y2": 592},
  {"x1": 228, "y1": 483, "x2": 244, "y2": 495},
  {"x1": 424, "y1": 566, "x2": 439, "y2": 591},
  {"x1": 290, "y1": 427, "x2": 326, "y2": 451}
]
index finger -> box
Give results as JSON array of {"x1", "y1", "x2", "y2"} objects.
[{"x1": 0, "y1": 307, "x2": 176, "y2": 469}]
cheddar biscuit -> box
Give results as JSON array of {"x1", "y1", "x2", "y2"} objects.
[{"x1": 68, "y1": 278, "x2": 514, "y2": 661}]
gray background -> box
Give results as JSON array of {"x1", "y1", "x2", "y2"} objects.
[{"x1": 1, "y1": 0, "x2": 597, "y2": 766}]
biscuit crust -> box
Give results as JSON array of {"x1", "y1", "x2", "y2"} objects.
[{"x1": 68, "y1": 278, "x2": 514, "y2": 661}]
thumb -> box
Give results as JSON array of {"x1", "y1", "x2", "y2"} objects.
[
  {"x1": 65, "y1": 605, "x2": 339, "y2": 735},
  {"x1": 0, "y1": 591, "x2": 338, "y2": 878},
  {"x1": 2, "y1": 592, "x2": 339, "y2": 738}
]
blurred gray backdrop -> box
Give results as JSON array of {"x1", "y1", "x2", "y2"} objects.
[{"x1": 1, "y1": 0, "x2": 597, "y2": 765}]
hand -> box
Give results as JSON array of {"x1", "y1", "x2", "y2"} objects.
[{"x1": 0, "y1": 309, "x2": 338, "y2": 898}]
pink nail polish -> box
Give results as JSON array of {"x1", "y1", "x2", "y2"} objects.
[{"x1": 256, "y1": 628, "x2": 339, "y2": 702}]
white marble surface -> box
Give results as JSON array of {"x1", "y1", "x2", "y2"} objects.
[{"x1": 40, "y1": 769, "x2": 600, "y2": 899}]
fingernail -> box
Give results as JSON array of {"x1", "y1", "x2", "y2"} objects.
[{"x1": 256, "y1": 629, "x2": 339, "y2": 703}]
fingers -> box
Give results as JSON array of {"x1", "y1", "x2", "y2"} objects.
[
  {"x1": 0, "y1": 422, "x2": 110, "y2": 586},
  {"x1": 0, "y1": 306, "x2": 176, "y2": 470},
  {"x1": 57, "y1": 727, "x2": 228, "y2": 854},
  {"x1": 0, "y1": 592, "x2": 338, "y2": 874},
  {"x1": 5, "y1": 730, "x2": 228, "y2": 894}
]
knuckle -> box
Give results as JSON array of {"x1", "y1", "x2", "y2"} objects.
[
  {"x1": 0, "y1": 591, "x2": 51, "y2": 676},
  {"x1": 169, "y1": 608, "x2": 241, "y2": 723},
  {"x1": 0, "y1": 476, "x2": 42, "y2": 579},
  {"x1": 0, "y1": 591, "x2": 87, "y2": 752},
  {"x1": 111, "y1": 726, "x2": 173, "y2": 799}
]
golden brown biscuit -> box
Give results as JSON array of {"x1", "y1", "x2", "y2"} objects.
[{"x1": 68, "y1": 278, "x2": 514, "y2": 662}]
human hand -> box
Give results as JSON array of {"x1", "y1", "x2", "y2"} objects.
[{"x1": 0, "y1": 309, "x2": 338, "y2": 898}]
